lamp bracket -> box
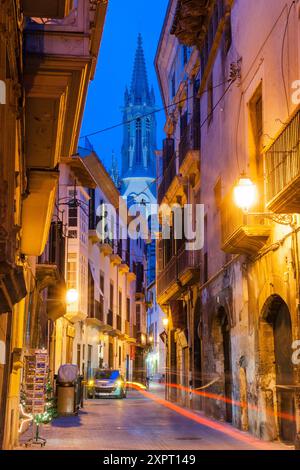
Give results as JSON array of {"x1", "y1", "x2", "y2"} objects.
[{"x1": 246, "y1": 212, "x2": 294, "y2": 226}]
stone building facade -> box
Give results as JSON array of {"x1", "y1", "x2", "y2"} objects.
[
  {"x1": 156, "y1": 0, "x2": 300, "y2": 445},
  {"x1": 0, "y1": 0, "x2": 107, "y2": 449}
]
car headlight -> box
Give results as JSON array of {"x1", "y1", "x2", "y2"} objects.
[
  {"x1": 115, "y1": 379, "x2": 123, "y2": 387},
  {"x1": 88, "y1": 379, "x2": 95, "y2": 387}
]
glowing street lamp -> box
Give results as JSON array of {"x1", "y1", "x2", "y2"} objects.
[
  {"x1": 233, "y1": 175, "x2": 293, "y2": 226},
  {"x1": 162, "y1": 317, "x2": 169, "y2": 328},
  {"x1": 233, "y1": 176, "x2": 257, "y2": 213},
  {"x1": 66, "y1": 288, "x2": 79, "y2": 304}
]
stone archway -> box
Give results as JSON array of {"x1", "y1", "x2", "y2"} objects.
[
  {"x1": 259, "y1": 295, "x2": 296, "y2": 443},
  {"x1": 212, "y1": 306, "x2": 233, "y2": 423}
]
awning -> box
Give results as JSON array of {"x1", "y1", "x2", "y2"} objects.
[{"x1": 21, "y1": 170, "x2": 59, "y2": 256}]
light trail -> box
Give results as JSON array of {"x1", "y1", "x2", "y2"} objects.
[
  {"x1": 126, "y1": 383, "x2": 286, "y2": 450},
  {"x1": 166, "y1": 383, "x2": 297, "y2": 423}
]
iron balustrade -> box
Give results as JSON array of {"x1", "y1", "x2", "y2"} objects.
[
  {"x1": 266, "y1": 110, "x2": 300, "y2": 206},
  {"x1": 157, "y1": 246, "x2": 200, "y2": 299},
  {"x1": 94, "y1": 300, "x2": 103, "y2": 322},
  {"x1": 107, "y1": 309, "x2": 113, "y2": 327},
  {"x1": 179, "y1": 122, "x2": 201, "y2": 168},
  {"x1": 177, "y1": 245, "x2": 200, "y2": 278},
  {"x1": 158, "y1": 153, "x2": 177, "y2": 205}
]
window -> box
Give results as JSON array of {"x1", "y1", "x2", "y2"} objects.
[
  {"x1": 110, "y1": 282, "x2": 114, "y2": 311},
  {"x1": 126, "y1": 298, "x2": 130, "y2": 322},
  {"x1": 119, "y1": 291, "x2": 122, "y2": 317},
  {"x1": 135, "y1": 118, "x2": 142, "y2": 164},
  {"x1": 67, "y1": 253, "x2": 77, "y2": 290},
  {"x1": 136, "y1": 304, "x2": 141, "y2": 331},
  {"x1": 68, "y1": 206, "x2": 78, "y2": 227},
  {"x1": 249, "y1": 85, "x2": 263, "y2": 209},
  {"x1": 100, "y1": 272, "x2": 104, "y2": 295},
  {"x1": 171, "y1": 71, "x2": 176, "y2": 99}
]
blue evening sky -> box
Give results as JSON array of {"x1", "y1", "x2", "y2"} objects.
[{"x1": 80, "y1": 0, "x2": 169, "y2": 173}]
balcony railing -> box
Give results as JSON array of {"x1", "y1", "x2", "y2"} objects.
[
  {"x1": 116, "y1": 315, "x2": 122, "y2": 332},
  {"x1": 95, "y1": 300, "x2": 103, "y2": 322},
  {"x1": 177, "y1": 246, "x2": 200, "y2": 278},
  {"x1": 158, "y1": 153, "x2": 177, "y2": 205},
  {"x1": 179, "y1": 122, "x2": 200, "y2": 168},
  {"x1": 131, "y1": 324, "x2": 137, "y2": 339},
  {"x1": 158, "y1": 154, "x2": 177, "y2": 204},
  {"x1": 157, "y1": 241, "x2": 201, "y2": 302},
  {"x1": 221, "y1": 191, "x2": 271, "y2": 256},
  {"x1": 266, "y1": 109, "x2": 300, "y2": 213},
  {"x1": 107, "y1": 309, "x2": 113, "y2": 327}
]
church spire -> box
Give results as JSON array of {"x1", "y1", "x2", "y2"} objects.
[
  {"x1": 130, "y1": 33, "x2": 150, "y2": 105},
  {"x1": 110, "y1": 150, "x2": 121, "y2": 189}
]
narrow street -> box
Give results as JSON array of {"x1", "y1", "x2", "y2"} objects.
[{"x1": 18, "y1": 385, "x2": 288, "y2": 451}]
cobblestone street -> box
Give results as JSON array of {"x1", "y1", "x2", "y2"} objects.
[{"x1": 18, "y1": 386, "x2": 289, "y2": 451}]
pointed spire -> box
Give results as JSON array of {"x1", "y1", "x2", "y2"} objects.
[
  {"x1": 110, "y1": 150, "x2": 121, "y2": 189},
  {"x1": 130, "y1": 34, "x2": 150, "y2": 105}
]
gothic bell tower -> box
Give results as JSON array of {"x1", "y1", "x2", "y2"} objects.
[{"x1": 121, "y1": 34, "x2": 157, "y2": 205}]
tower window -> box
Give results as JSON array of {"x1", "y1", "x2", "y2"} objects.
[{"x1": 135, "y1": 118, "x2": 142, "y2": 164}]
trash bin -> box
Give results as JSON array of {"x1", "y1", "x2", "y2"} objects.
[{"x1": 56, "y1": 364, "x2": 81, "y2": 416}]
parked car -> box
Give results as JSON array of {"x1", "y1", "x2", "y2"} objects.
[{"x1": 87, "y1": 369, "x2": 127, "y2": 399}]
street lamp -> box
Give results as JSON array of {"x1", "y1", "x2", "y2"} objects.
[
  {"x1": 234, "y1": 175, "x2": 257, "y2": 212},
  {"x1": 233, "y1": 175, "x2": 294, "y2": 226},
  {"x1": 66, "y1": 288, "x2": 79, "y2": 304},
  {"x1": 162, "y1": 317, "x2": 169, "y2": 328}
]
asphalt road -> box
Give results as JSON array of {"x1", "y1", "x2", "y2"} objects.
[{"x1": 18, "y1": 386, "x2": 288, "y2": 451}]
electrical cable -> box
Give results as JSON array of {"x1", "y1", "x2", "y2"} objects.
[
  {"x1": 131, "y1": 78, "x2": 236, "y2": 200},
  {"x1": 80, "y1": 78, "x2": 232, "y2": 140}
]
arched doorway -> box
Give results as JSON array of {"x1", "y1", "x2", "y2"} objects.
[
  {"x1": 261, "y1": 296, "x2": 296, "y2": 443},
  {"x1": 212, "y1": 306, "x2": 233, "y2": 423}
]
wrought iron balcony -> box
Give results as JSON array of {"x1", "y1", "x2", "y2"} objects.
[
  {"x1": 157, "y1": 245, "x2": 200, "y2": 305},
  {"x1": 157, "y1": 153, "x2": 177, "y2": 205},
  {"x1": 266, "y1": 109, "x2": 300, "y2": 214},
  {"x1": 221, "y1": 191, "x2": 271, "y2": 256},
  {"x1": 177, "y1": 245, "x2": 200, "y2": 284},
  {"x1": 179, "y1": 122, "x2": 200, "y2": 169},
  {"x1": 116, "y1": 315, "x2": 122, "y2": 332},
  {"x1": 95, "y1": 300, "x2": 103, "y2": 322},
  {"x1": 107, "y1": 309, "x2": 114, "y2": 328}
]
